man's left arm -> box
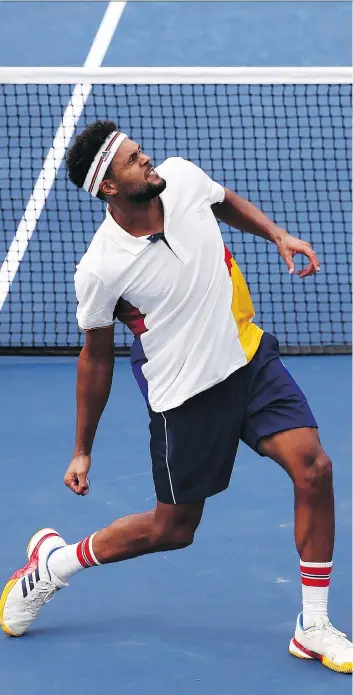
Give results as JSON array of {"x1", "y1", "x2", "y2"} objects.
[{"x1": 212, "y1": 187, "x2": 320, "y2": 279}]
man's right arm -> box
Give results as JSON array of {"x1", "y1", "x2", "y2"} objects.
[
  {"x1": 65, "y1": 268, "x2": 118, "y2": 494},
  {"x1": 64, "y1": 325, "x2": 115, "y2": 495},
  {"x1": 75, "y1": 325, "x2": 115, "y2": 456}
]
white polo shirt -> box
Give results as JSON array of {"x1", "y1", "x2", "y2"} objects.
[{"x1": 75, "y1": 157, "x2": 261, "y2": 412}]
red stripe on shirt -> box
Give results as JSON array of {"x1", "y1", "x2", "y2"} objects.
[
  {"x1": 114, "y1": 297, "x2": 147, "y2": 338},
  {"x1": 224, "y1": 244, "x2": 233, "y2": 276}
]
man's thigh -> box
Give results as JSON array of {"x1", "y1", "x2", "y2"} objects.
[
  {"x1": 241, "y1": 333, "x2": 318, "y2": 455},
  {"x1": 149, "y1": 369, "x2": 247, "y2": 505}
]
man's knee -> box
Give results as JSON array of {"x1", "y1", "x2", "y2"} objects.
[
  {"x1": 295, "y1": 450, "x2": 333, "y2": 494},
  {"x1": 152, "y1": 521, "x2": 196, "y2": 550},
  {"x1": 151, "y1": 502, "x2": 204, "y2": 551},
  {"x1": 162, "y1": 525, "x2": 196, "y2": 550}
]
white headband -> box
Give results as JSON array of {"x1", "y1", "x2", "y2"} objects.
[{"x1": 83, "y1": 131, "x2": 127, "y2": 197}]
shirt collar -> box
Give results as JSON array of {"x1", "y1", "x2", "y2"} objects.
[
  {"x1": 104, "y1": 207, "x2": 152, "y2": 256},
  {"x1": 159, "y1": 178, "x2": 176, "y2": 218},
  {"x1": 103, "y1": 164, "x2": 175, "y2": 256}
]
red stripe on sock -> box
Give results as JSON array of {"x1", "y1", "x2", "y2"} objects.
[
  {"x1": 301, "y1": 577, "x2": 331, "y2": 587},
  {"x1": 76, "y1": 538, "x2": 90, "y2": 568},
  {"x1": 300, "y1": 565, "x2": 332, "y2": 577},
  {"x1": 83, "y1": 536, "x2": 96, "y2": 566}
]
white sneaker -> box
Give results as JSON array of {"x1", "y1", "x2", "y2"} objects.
[
  {"x1": 289, "y1": 612, "x2": 353, "y2": 673},
  {"x1": 0, "y1": 528, "x2": 67, "y2": 636}
]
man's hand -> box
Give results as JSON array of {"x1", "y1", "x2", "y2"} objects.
[
  {"x1": 212, "y1": 190, "x2": 321, "y2": 279},
  {"x1": 64, "y1": 454, "x2": 91, "y2": 496},
  {"x1": 276, "y1": 233, "x2": 321, "y2": 279}
]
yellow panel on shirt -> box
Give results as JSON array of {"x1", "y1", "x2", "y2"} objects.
[{"x1": 224, "y1": 245, "x2": 263, "y2": 362}]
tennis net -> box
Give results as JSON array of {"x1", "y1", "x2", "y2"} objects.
[{"x1": 0, "y1": 67, "x2": 351, "y2": 355}]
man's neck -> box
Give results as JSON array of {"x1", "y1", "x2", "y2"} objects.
[{"x1": 108, "y1": 197, "x2": 164, "y2": 237}]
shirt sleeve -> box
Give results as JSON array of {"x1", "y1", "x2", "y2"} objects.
[
  {"x1": 207, "y1": 176, "x2": 225, "y2": 205},
  {"x1": 185, "y1": 159, "x2": 225, "y2": 205},
  {"x1": 74, "y1": 268, "x2": 118, "y2": 330}
]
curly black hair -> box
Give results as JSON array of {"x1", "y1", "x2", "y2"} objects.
[{"x1": 65, "y1": 120, "x2": 118, "y2": 201}]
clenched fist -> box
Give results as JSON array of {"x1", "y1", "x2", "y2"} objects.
[{"x1": 64, "y1": 454, "x2": 91, "y2": 496}]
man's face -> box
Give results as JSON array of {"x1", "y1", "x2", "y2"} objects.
[{"x1": 101, "y1": 137, "x2": 166, "y2": 201}]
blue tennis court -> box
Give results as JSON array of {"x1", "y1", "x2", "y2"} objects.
[
  {"x1": 0, "y1": 355, "x2": 351, "y2": 695},
  {"x1": 0, "y1": 2, "x2": 351, "y2": 67},
  {"x1": 0, "y1": 3, "x2": 351, "y2": 695}
]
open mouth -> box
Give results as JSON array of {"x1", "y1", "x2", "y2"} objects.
[{"x1": 146, "y1": 168, "x2": 158, "y2": 180}]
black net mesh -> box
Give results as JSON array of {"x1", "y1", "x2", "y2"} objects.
[{"x1": 0, "y1": 83, "x2": 351, "y2": 354}]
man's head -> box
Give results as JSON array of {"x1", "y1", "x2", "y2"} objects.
[{"x1": 65, "y1": 120, "x2": 166, "y2": 203}]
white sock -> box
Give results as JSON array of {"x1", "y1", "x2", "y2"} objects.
[
  {"x1": 48, "y1": 533, "x2": 100, "y2": 583},
  {"x1": 300, "y1": 560, "x2": 333, "y2": 629}
]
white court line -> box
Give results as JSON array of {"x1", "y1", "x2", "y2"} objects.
[{"x1": 0, "y1": 1, "x2": 126, "y2": 311}]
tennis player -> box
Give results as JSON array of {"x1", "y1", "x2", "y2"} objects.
[{"x1": 1, "y1": 121, "x2": 351, "y2": 673}]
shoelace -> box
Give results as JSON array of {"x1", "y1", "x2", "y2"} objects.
[
  {"x1": 25, "y1": 582, "x2": 57, "y2": 616},
  {"x1": 323, "y1": 622, "x2": 351, "y2": 651}
]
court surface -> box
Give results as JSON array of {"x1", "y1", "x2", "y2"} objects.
[
  {"x1": 0, "y1": 355, "x2": 351, "y2": 695},
  {"x1": 0, "y1": 3, "x2": 351, "y2": 695},
  {"x1": 0, "y1": 1, "x2": 351, "y2": 66}
]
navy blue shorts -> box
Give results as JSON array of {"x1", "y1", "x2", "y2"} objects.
[
  {"x1": 142, "y1": 333, "x2": 318, "y2": 504},
  {"x1": 137, "y1": 333, "x2": 317, "y2": 504}
]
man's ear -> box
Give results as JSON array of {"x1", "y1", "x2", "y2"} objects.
[{"x1": 99, "y1": 178, "x2": 119, "y2": 197}]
